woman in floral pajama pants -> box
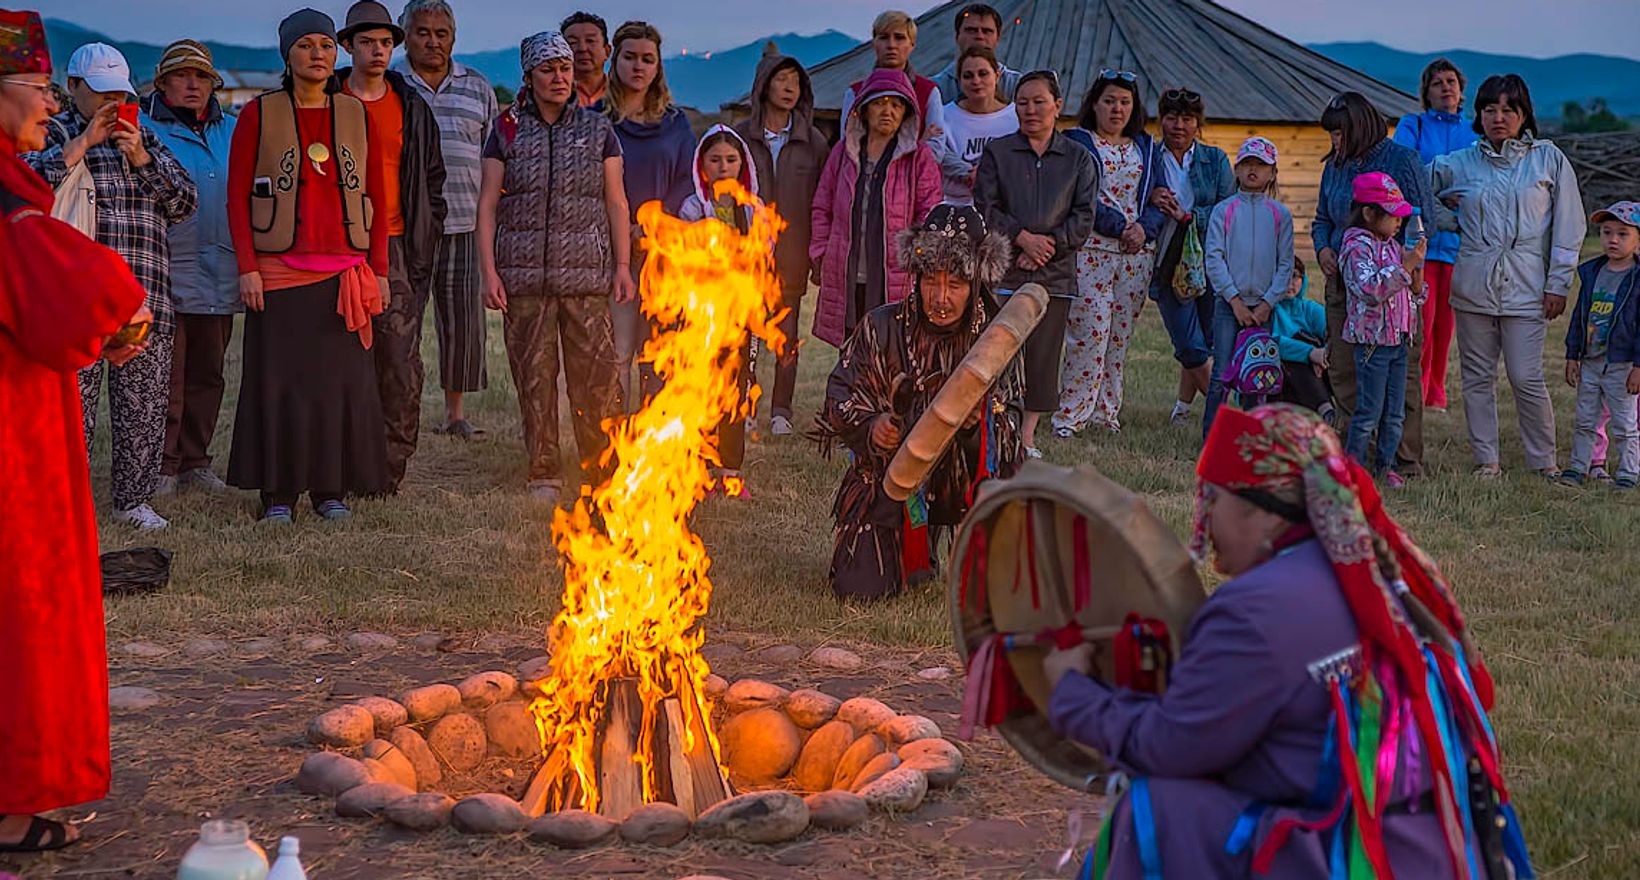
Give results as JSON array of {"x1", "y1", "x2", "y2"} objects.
[
  {"x1": 1058, "y1": 245, "x2": 1152, "y2": 433},
  {"x1": 1054, "y1": 73, "x2": 1163, "y2": 436}
]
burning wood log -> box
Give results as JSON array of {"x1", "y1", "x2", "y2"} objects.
[{"x1": 522, "y1": 677, "x2": 731, "y2": 820}]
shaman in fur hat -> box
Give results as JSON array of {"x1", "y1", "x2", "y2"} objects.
[
  {"x1": 896, "y1": 203, "x2": 1012, "y2": 332},
  {"x1": 815, "y1": 202, "x2": 1025, "y2": 600}
]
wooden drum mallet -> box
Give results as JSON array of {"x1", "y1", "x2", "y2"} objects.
[{"x1": 882, "y1": 282, "x2": 1049, "y2": 502}]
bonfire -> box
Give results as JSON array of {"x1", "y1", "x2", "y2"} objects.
[{"x1": 524, "y1": 183, "x2": 786, "y2": 819}]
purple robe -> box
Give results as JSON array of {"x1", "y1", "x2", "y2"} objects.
[{"x1": 1049, "y1": 540, "x2": 1458, "y2": 878}]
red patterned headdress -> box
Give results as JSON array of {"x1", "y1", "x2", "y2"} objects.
[
  {"x1": 1194, "y1": 404, "x2": 1505, "y2": 877},
  {"x1": 0, "y1": 10, "x2": 49, "y2": 76}
]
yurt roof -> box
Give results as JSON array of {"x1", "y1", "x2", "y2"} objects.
[{"x1": 766, "y1": 0, "x2": 1417, "y2": 123}]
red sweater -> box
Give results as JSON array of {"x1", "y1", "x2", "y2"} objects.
[{"x1": 228, "y1": 96, "x2": 389, "y2": 277}]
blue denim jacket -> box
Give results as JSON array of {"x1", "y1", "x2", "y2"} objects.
[
  {"x1": 1148, "y1": 141, "x2": 1236, "y2": 300},
  {"x1": 1393, "y1": 110, "x2": 1470, "y2": 264},
  {"x1": 143, "y1": 94, "x2": 241, "y2": 315},
  {"x1": 1312, "y1": 139, "x2": 1432, "y2": 258}
]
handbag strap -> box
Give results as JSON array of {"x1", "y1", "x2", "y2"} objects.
[{"x1": 48, "y1": 118, "x2": 95, "y2": 194}]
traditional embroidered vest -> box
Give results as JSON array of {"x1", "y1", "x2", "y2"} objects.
[
  {"x1": 492, "y1": 101, "x2": 614, "y2": 298},
  {"x1": 249, "y1": 90, "x2": 372, "y2": 254}
]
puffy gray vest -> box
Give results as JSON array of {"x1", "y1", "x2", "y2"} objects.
[{"x1": 494, "y1": 101, "x2": 614, "y2": 298}]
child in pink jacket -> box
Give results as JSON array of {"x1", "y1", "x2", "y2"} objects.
[{"x1": 1340, "y1": 171, "x2": 1427, "y2": 485}]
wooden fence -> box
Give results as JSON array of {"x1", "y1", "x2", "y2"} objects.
[{"x1": 1556, "y1": 131, "x2": 1640, "y2": 209}]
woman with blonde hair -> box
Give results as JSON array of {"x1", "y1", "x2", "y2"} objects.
[
  {"x1": 606, "y1": 19, "x2": 694, "y2": 401},
  {"x1": 838, "y1": 10, "x2": 946, "y2": 139}
]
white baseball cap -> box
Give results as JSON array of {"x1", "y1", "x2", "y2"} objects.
[{"x1": 66, "y1": 42, "x2": 135, "y2": 96}]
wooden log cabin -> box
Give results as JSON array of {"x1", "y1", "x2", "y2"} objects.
[{"x1": 727, "y1": 0, "x2": 1420, "y2": 264}]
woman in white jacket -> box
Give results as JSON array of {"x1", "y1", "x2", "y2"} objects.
[{"x1": 1432, "y1": 74, "x2": 1585, "y2": 478}]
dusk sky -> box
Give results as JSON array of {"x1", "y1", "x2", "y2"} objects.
[{"x1": 44, "y1": 0, "x2": 1640, "y2": 60}]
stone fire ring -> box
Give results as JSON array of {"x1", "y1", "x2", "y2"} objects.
[{"x1": 294, "y1": 659, "x2": 967, "y2": 847}]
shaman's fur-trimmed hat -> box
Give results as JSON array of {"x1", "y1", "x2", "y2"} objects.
[{"x1": 895, "y1": 204, "x2": 1011, "y2": 287}]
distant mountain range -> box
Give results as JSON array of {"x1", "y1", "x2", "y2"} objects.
[
  {"x1": 39, "y1": 18, "x2": 1640, "y2": 120},
  {"x1": 45, "y1": 19, "x2": 284, "y2": 82},
  {"x1": 1309, "y1": 42, "x2": 1640, "y2": 121}
]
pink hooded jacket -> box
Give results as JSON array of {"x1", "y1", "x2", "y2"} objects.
[{"x1": 809, "y1": 69, "x2": 941, "y2": 348}]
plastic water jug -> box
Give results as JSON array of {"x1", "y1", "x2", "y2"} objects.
[{"x1": 176, "y1": 820, "x2": 268, "y2": 880}]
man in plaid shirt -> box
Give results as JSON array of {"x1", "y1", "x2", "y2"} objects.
[
  {"x1": 396, "y1": 0, "x2": 497, "y2": 439},
  {"x1": 24, "y1": 43, "x2": 196, "y2": 530}
]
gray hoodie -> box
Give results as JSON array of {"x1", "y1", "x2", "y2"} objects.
[
  {"x1": 1204, "y1": 190, "x2": 1295, "y2": 308},
  {"x1": 733, "y1": 51, "x2": 827, "y2": 294}
]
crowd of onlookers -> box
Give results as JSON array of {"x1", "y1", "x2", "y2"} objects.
[{"x1": 30, "y1": 0, "x2": 1640, "y2": 529}]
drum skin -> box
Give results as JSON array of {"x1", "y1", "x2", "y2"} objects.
[{"x1": 948, "y1": 461, "x2": 1206, "y2": 791}]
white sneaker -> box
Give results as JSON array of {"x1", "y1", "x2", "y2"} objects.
[
  {"x1": 179, "y1": 468, "x2": 228, "y2": 492},
  {"x1": 770, "y1": 415, "x2": 794, "y2": 436},
  {"x1": 116, "y1": 504, "x2": 169, "y2": 531},
  {"x1": 153, "y1": 474, "x2": 178, "y2": 497}
]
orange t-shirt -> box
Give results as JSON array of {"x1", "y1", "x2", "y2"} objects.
[{"x1": 347, "y1": 84, "x2": 406, "y2": 237}]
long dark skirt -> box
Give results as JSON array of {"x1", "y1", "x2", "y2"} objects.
[{"x1": 227, "y1": 275, "x2": 389, "y2": 499}]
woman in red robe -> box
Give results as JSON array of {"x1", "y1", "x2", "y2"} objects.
[{"x1": 0, "y1": 9, "x2": 150, "y2": 853}]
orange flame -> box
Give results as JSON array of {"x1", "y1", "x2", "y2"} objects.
[{"x1": 529, "y1": 182, "x2": 786, "y2": 813}]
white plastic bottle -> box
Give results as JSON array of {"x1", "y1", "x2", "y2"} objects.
[
  {"x1": 176, "y1": 820, "x2": 268, "y2": 880},
  {"x1": 265, "y1": 836, "x2": 307, "y2": 880}
]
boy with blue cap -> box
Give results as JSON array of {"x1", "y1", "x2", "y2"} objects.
[{"x1": 1561, "y1": 200, "x2": 1640, "y2": 489}]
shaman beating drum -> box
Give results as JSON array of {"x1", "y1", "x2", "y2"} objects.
[{"x1": 948, "y1": 461, "x2": 1205, "y2": 792}]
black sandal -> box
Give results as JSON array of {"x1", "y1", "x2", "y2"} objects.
[{"x1": 0, "y1": 815, "x2": 78, "y2": 853}]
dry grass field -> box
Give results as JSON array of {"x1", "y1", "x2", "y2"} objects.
[{"x1": 77, "y1": 271, "x2": 1640, "y2": 878}]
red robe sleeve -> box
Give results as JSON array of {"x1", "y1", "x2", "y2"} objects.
[
  {"x1": 227, "y1": 99, "x2": 261, "y2": 276},
  {"x1": 0, "y1": 207, "x2": 145, "y2": 373}
]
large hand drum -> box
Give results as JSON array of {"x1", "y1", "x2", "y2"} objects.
[{"x1": 948, "y1": 461, "x2": 1206, "y2": 791}]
